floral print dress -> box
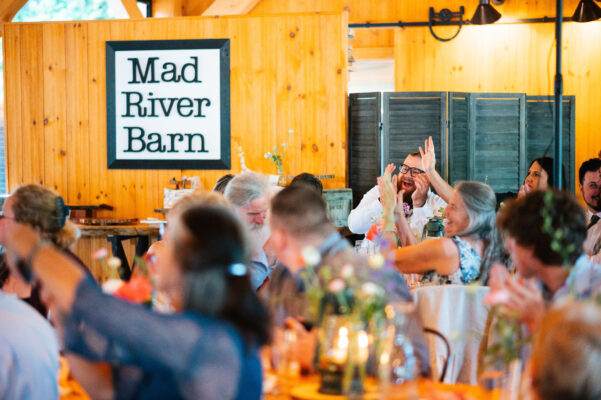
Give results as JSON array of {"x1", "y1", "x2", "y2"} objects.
[{"x1": 421, "y1": 236, "x2": 482, "y2": 285}]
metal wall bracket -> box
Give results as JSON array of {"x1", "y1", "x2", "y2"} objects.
[{"x1": 428, "y1": 7, "x2": 465, "y2": 42}]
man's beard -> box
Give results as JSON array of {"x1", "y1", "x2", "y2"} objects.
[
  {"x1": 586, "y1": 195, "x2": 601, "y2": 213},
  {"x1": 398, "y1": 176, "x2": 416, "y2": 208},
  {"x1": 249, "y1": 223, "x2": 270, "y2": 255}
]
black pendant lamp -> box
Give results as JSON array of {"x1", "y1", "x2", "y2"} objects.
[
  {"x1": 471, "y1": 0, "x2": 502, "y2": 25},
  {"x1": 572, "y1": 0, "x2": 601, "y2": 22}
]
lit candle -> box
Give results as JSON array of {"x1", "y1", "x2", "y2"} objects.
[
  {"x1": 357, "y1": 330, "x2": 369, "y2": 363},
  {"x1": 330, "y1": 326, "x2": 349, "y2": 365}
]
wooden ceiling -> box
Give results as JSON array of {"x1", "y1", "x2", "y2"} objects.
[{"x1": 0, "y1": 0, "x2": 145, "y2": 37}]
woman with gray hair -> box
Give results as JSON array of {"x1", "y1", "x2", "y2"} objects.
[{"x1": 379, "y1": 176, "x2": 505, "y2": 285}]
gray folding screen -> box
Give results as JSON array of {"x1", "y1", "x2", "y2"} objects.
[
  {"x1": 349, "y1": 92, "x2": 381, "y2": 207},
  {"x1": 383, "y1": 92, "x2": 447, "y2": 181},
  {"x1": 449, "y1": 93, "x2": 527, "y2": 193},
  {"x1": 349, "y1": 92, "x2": 575, "y2": 203}
]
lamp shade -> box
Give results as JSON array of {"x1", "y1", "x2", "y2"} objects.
[
  {"x1": 572, "y1": 0, "x2": 601, "y2": 22},
  {"x1": 471, "y1": 1, "x2": 502, "y2": 25}
]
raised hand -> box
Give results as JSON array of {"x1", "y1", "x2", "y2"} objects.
[
  {"x1": 378, "y1": 173, "x2": 398, "y2": 231},
  {"x1": 419, "y1": 136, "x2": 436, "y2": 174},
  {"x1": 384, "y1": 163, "x2": 396, "y2": 177},
  {"x1": 411, "y1": 174, "x2": 430, "y2": 208},
  {"x1": 504, "y1": 278, "x2": 545, "y2": 333},
  {"x1": 518, "y1": 183, "x2": 531, "y2": 198}
]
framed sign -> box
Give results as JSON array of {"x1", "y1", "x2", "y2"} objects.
[{"x1": 106, "y1": 39, "x2": 230, "y2": 169}]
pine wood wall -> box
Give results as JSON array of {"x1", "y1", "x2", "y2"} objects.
[{"x1": 2, "y1": 13, "x2": 348, "y2": 219}]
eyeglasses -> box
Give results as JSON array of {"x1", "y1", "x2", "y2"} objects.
[{"x1": 399, "y1": 164, "x2": 425, "y2": 176}]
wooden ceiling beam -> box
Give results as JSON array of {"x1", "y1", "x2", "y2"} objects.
[
  {"x1": 120, "y1": 0, "x2": 145, "y2": 18},
  {"x1": 201, "y1": 0, "x2": 261, "y2": 16},
  {"x1": 0, "y1": 0, "x2": 29, "y2": 21},
  {"x1": 0, "y1": 0, "x2": 29, "y2": 36}
]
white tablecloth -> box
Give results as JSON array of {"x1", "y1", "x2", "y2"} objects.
[{"x1": 412, "y1": 284, "x2": 490, "y2": 384}]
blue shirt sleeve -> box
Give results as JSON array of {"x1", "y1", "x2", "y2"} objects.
[{"x1": 64, "y1": 276, "x2": 245, "y2": 400}]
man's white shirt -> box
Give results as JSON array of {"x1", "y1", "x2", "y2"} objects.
[{"x1": 347, "y1": 185, "x2": 447, "y2": 240}]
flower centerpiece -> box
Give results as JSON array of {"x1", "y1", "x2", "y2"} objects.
[
  {"x1": 299, "y1": 247, "x2": 400, "y2": 395},
  {"x1": 264, "y1": 143, "x2": 288, "y2": 186}
]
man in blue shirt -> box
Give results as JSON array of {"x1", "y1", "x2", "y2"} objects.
[{"x1": 0, "y1": 259, "x2": 60, "y2": 400}]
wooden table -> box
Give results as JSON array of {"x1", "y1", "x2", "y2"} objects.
[
  {"x1": 73, "y1": 224, "x2": 159, "y2": 283},
  {"x1": 265, "y1": 375, "x2": 496, "y2": 400}
]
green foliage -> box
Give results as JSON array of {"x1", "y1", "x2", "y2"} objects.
[
  {"x1": 14, "y1": 0, "x2": 114, "y2": 22},
  {"x1": 540, "y1": 190, "x2": 576, "y2": 266},
  {"x1": 484, "y1": 306, "x2": 531, "y2": 368}
]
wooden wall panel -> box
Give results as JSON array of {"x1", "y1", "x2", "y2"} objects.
[
  {"x1": 394, "y1": 22, "x2": 601, "y2": 198},
  {"x1": 65, "y1": 22, "x2": 91, "y2": 206},
  {"x1": 42, "y1": 23, "x2": 68, "y2": 198},
  {"x1": 3, "y1": 13, "x2": 348, "y2": 219},
  {"x1": 20, "y1": 25, "x2": 45, "y2": 186},
  {"x1": 3, "y1": 25, "x2": 23, "y2": 187}
]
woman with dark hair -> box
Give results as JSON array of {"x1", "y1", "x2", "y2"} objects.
[
  {"x1": 212, "y1": 173, "x2": 235, "y2": 194},
  {"x1": 518, "y1": 157, "x2": 567, "y2": 197},
  {"x1": 0, "y1": 200, "x2": 269, "y2": 400}
]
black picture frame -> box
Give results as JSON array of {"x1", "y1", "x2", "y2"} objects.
[{"x1": 106, "y1": 39, "x2": 230, "y2": 170}]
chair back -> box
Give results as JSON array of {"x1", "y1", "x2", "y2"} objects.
[
  {"x1": 412, "y1": 284, "x2": 490, "y2": 384},
  {"x1": 423, "y1": 327, "x2": 450, "y2": 382}
]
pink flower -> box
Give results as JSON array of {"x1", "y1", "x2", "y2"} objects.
[
  {"x1": 365, "y1": 220, "x2": 383, "y2": 241},
  {"x1": 92, "y1": 248, "x2": 108, "y2": 260},
  {"x1": 328, "y1": 278, "x2": 346, "y2": 293}
]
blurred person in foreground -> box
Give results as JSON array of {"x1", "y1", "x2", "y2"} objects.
[
  {"x1": 528, "y1": 300, "x2": 601, "y2": 400},
  {"x1": 0, "y1": 184, "x2": 84, "y2": 316},
  {"x1": 0, "y1": 199, "x2": 269, "y2": 400},
  {"x1": 267, "y1": 185, "x2": 430, "y2": 376},
  {"x1": 494, "y1": 189, "x2": 601, "y2": 333},
  {"x1": 0, "y1": 254, "x2": 60, "y2": 400}
]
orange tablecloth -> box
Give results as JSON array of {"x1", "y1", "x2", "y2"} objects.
[
  {"x1": 265, "y1": 375, "x2": 496, "y2": 400},
  {"x1": 59, "y1": 357, "x2": 91, "y2": 400}
]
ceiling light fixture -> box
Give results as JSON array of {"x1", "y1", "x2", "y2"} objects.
[{"x1": 471, "y1": 0, "x2": 502, "y2": 25}]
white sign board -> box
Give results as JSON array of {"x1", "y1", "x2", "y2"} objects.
[{"x1": 106, "y1": 40, "x2": 230, "y2": 169}]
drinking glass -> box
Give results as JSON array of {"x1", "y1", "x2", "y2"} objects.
[
  {"x1": 270, "y1": 327, "x2": 300, "y2": 394},
  {"x1": 379, "y1": 302, "x2": 419, "y2": 400}
]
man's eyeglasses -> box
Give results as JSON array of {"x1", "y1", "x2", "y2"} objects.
[{"x1": 399, "y1": 164, "x2": 425, "y2": 176}]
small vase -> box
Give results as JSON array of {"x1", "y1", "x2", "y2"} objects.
[
  {"x1": 278, "y1": 174, "x2": 287, "y2": 186},
  {"x1": 277, "y1": 167, "x2": 286, "y2": 186}
]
